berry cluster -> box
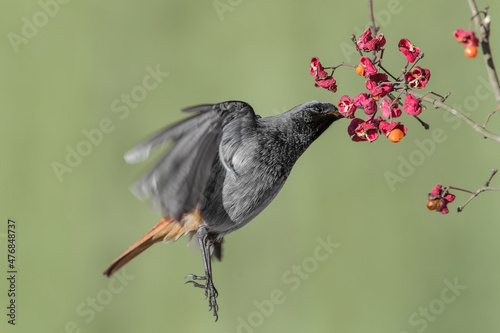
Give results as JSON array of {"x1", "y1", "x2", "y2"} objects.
[
  {"x1": 310, "y1": 28, "x2": 431, "y2": 143},
  {"x1": 309, "y1": 15, "x2": 495, "y2": 215},
  {"x1": 427, "y1": 184, "x2": 456, "y2": 214},
  {"x1": 454, "y1": 28, "x2": 479, "y2": 58}
]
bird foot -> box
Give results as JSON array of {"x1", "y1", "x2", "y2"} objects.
[{"x1": 185, "y1": 274, "x2": 219, "y2": 320}]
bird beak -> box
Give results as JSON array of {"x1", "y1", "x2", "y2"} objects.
[{"x1": 327, "y1": 110, "x2": 343, "y2": 117}]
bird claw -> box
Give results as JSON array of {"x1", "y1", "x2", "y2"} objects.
[
  {"x1": 185, "y1": 274, "x2": 206, "y2": 281},
  {"x1": 184, "y1": 280, "x2": 205, "y2": 289},
  {"x1": 185, "y1": 273, "x2": 219, "y2": 320}
]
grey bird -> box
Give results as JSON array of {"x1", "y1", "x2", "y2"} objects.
[{"x1": 103, "y1": 100, "x2": 342, "y2": 320}]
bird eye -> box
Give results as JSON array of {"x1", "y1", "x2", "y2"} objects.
[{"x1": 312, "y1": 105, "x2": 323, "y2": 112}]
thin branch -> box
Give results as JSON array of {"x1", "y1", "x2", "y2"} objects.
[
  {"x1": 351, "y1": 34, "x2": 364, "y2": 57},
  {"x1": 485, "y1": 168, "x2": 498, "y2": 187},
  {"x1": 429, "y1": 91, "x2": 451, "y2": 103},
  {"x1": 377, "y1": 63, "x2": 398, "y2": 81},
  {"x1": 447, "y1": 186, "x2": 476, "y2": 195},
  {"x1": 407, "y1": 89, "x2": 500, "y2": 143},
  {"x1": 455, "y1": 168, "x2": 500, "y2": 212},
  {"x1": 413, "y1": 115, "x2": 430, "y2": 130},
  {"x1": 468, "y1": 0, "x2": 500, "y2": 104},
  {"x1": 329, "y1": 62, "x2": 358, "y2": 71},
  {"x1": 368, "y1": 0, "x2": 379, "y2": 63},
  {"x1": 407, "y1": 53, "x2": 425, "y2": 72},
  {"x1": 368, "y1": 0, "x2": 378, "y2": 34},
  {"x1": 483, "y1": 104, "x2": 500, "y2": 129}
]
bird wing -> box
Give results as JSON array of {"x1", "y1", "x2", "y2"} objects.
[{"x1": 124, "y1": 101, "x2": 258, "y2": 219}]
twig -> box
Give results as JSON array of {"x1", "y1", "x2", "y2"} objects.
[
  {"x1": 407, "y1": 53, "x2": 425, "y2": 72},
  {"x1": 447, "y1": 186, "x2": 475, "y2": 195},
  {"x1": 413, "y1": 115, "x2": 430, "y2": 130},
  {"x1": 351, "y1": 35, "x2": 364, "y2": 57},
  {"x1": 468, "y1": 0, "x2": 500, "y2": 104},
  {"x1": 483, "y1": 104, "x2": 500, "y2": 129},
  {"x1": 377, "y1": 62, "x2": 398, "y2": 81},
  {"x1": 368, "y1": 0, "x2": 379, "y2": 63},
  {"x1": 407, "y1": 89, "x2": 500, "y2": 143},
  {"x1": 368, "y1": 0, "x2": 378, "y2": 34},
  {"x1": 453, "y1": 168, "x2": 500, "y2": 212},
  {"x1": 329, "y1": 62, "x2": 358, "y2": 71},
  {"x1": 429, "y1": 91, "x2": 451, "y2": 104}
]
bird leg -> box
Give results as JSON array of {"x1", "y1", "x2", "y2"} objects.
[{"x1": 185, "y1": 227, "x2": 219, "y2": 320}]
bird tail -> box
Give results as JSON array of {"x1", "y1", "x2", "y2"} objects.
[
  {"x1": 103, "y1": 211, "x2": 204, "y2": 277},
  {"x1": 103, "y1": 216, "x2": 173, "y2": 277}
]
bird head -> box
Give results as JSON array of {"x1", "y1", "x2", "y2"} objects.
[
  {"x1": 299, "y1": 100, "x2": 342, "y2": 120},
  {"x1": 287, "y1": 101, "x2": 343, "y2": 141}
]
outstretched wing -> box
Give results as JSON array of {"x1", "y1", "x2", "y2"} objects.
[{"x1": 125, "y1": 101, "x2": 258, "y2": 219}]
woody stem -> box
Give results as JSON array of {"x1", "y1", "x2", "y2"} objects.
[
  {"x1": 409, "y1": 90, "x2": 500, "y2": 143},
  {"x1": 468, "y1": 0, "x2": 500, "y2": 104},
  {"x1": 452, "y1": 168, "x2": 500, "y2": 212},
  {"x1": 368, "y1": 0, "x2": 379, "y2": 63}
]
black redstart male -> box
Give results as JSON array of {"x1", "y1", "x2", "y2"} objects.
[{"x1": 104, "y1": 100, "x2": 342, "y2": 320}]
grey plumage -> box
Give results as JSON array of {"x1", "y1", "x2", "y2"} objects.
[
  {"x1": 106, "y1": 100, "x2": 342, "y2": 319},
  {"x1": 126, "y1": 100, "x2": 342, "y2": 235}
]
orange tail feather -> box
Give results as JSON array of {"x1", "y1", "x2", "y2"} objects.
[
  {"x1": 103, "y1": 216, "x2": 175, "y2": 277},
  {"x1": 103, "y1": 210, "x2": 204, "y2": 277}
]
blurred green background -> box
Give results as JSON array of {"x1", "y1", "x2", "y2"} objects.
[{"x1": 2, "y1": 0, "x2": 500, "y2": 332}]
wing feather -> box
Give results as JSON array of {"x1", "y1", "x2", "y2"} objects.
[{"x1": 125, "y1": 101, "x2": 257, "y2": 219}]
